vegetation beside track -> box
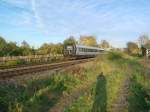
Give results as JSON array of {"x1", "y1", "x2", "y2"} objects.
[
  {"x1": 0, "y1": 60, "x2": 100, "y2": 112},
  {"x1": 0, "y1": 52, "x2": 150, "y2": 112},
  {"x1": 0, "y1": 56, "x2": 64, "y2": 69},
  {"x1": 65, "y1": 52, "x2": 150, "y2": 112}
]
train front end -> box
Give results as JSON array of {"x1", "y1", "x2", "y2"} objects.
[{"x1": 63, "y1": 44, "x2": 76, "y2": 57}]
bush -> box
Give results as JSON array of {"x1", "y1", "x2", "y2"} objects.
[
  {"x1": 128, "y1": 74, "x2": 150, "y2": 112},
  {"x1": 107, "y1": 52, "x2": 124, "y2": 61},
  {"x1": 5, "y1": 59, "x2": 27, "y2": 66}
]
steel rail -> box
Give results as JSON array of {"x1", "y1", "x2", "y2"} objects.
[{"x1": 0, "y1": 58, "x2": 94, "y2": 79}]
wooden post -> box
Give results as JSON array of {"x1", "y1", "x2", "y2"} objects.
[{"x1": 146, "y1": 49, "x2": 150, "y2": 59}]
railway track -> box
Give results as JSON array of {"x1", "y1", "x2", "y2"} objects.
[{"x1": 0, "y1": 58, "x2": 94, "y2": 80}]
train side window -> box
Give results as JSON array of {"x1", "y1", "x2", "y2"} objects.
[{"x1": 79, "y1": 48, "x2": 82, "y2": 51}]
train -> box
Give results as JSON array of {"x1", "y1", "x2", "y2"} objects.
[{"x1": 63, "y1": 44, "x2": 104, "y2": 58}]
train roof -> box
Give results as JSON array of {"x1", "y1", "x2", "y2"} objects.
[{"x1": 75, "y1": 44, "x2": 104, "y2": 50}]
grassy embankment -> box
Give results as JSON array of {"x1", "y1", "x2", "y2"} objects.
[
  {"x1": 0, "y1": 58, "x2": 101, "y2": 112},
  {"x1": 65, "y1": 52, "x2": 150, "y2": 112},
  {"x1": 0, "y1": 52, "x2": 150, "y2": 112}
]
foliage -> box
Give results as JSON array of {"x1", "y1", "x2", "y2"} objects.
[
  {"x1": 37, "y1": 43, "x2": 63, "y2": 55},
  {"x1": 6, "y1": 42, "x2": 23, "y2": 56},
  {"x1": 128, "y1": 74, "x2": 150, "y2": 112},
  {"x1": 0, "y1": 36, "x2": 7, "y2": 56},
  {"x1": 79, "y1": 35, "x2": 98, "y2": 47},
  {"x1": 65, "y1": 51, "x2": 150, "y2": 112},
  {"x1": 0, "y1": 62, "x2": 96, "y2": 112},
  {"x1": 127, "y1": 42, "x2": 139, "y2": 55},
  {"x1": 99, "y1": 40, "x2": 110, "y2": 48},
  {"x1": 0, "y1": 36, "x2": 64, "y2": 57},
  {"x1": 63, "y1": 36, "x2": 77, "y2": 46}
]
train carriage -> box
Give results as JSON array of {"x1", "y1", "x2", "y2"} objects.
[{"x1": 63, "y1": 44, "x2": 104, "y2": 58}]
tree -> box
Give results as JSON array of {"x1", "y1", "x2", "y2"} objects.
[
  {"x1": 138, "y1": 34, "x2": 149, "y2": 47},
  {"x1": 99, "y1": 40, "x2": 110, "y2": 48},
  {"x1": 0, "y1": 36, "x2": 7, "y2": 56},
  {"x1": 127, "y1": 42, "x2": 139, "y2": 55},
  {"x1": 6, "y1": 42, "x2": 22, "y2": 56},
  {"x1": 38, "y1": 43, "x2": 63, "y2": 55},
  {"x1": 52, "y1": 43, "x2": 63, "y2": 54},
  {"x1": 63, "y1": 36, "x2": 77, "y2": 46},
  {"x1": 79, "y1": 35, "x2": 98, "y2": 46},
  {"x1": 20, "y1": 40, "x2": 32, "y2": 56},
  {"x1": 21, "y1": 40, "x2": 30, "y2": 48},
  {"x1": 38, "y1": 43, "x2": 50, "y2": 55}
]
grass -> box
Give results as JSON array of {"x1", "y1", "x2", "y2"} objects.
[
  {"x1": 0, "y1": 61, "x2": 101, "y2": 112},
  {"x1": 0, "y1": 56, "x2": 64, "y2": 67},
  {"x1": 64, "y1": 72, "x2": 126, "y2": 112},
  {"x1": 128, "y1": 73, "x2": 150, "y2": 112},
  {"x1": 65, "y1": 52, "x2": 150, "y2": 112},
  {"x1": 0, "y1": 51, "x2": 150, "y2": 112}
]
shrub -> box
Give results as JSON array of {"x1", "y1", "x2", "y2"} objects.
[{"x1": 128, "y1": 74, "x2": 150, "y2": 112}]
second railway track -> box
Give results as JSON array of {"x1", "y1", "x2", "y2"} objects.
[{"x1": 0, "y1": 58, "x2": 94, "y2": 80}]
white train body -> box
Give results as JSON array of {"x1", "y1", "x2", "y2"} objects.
[{"x1": 64, "y1": 44, "x2": 104, "y2": 58}]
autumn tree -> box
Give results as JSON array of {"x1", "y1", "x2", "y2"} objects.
[
  {"x1": 127, "y1": 42, "x2": 139, "y2": 55},
  {"x1": 99, "y1": 40, "x2": 110, "y2": 48},
  {"x1": 38, "y1": 43, "x2": 63, "y2": 55},
  {"x1": 53, "y1": 43, "x2": 63, "y2": 54},
  {"x1": 37, "y1": 43, "x2": 50, "y2": 55},
  {"x1": 79, "y1": 35, "x2": 98, "y2": 47}
]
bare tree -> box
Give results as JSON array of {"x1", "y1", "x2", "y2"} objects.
[{"x1": 138, "y1": 34, "x2": 149, "y2": 47}]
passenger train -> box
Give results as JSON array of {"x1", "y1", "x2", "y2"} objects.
[{"x1": 63, "y1": 44, "x2": 104, "y2": 58}]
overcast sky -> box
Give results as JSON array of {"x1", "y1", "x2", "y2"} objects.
[{"x1": 0, "y1": 0, "x2": 150, "y2": 48}]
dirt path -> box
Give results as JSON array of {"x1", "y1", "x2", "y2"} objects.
[{"x1": 109, "y1": 77, "x2": 129, "y2": 112}]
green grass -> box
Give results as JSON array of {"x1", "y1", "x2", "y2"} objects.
[
  {"x1": 1, "y1": 56, "x2": 64, "y2": 67},
  {"x1": 0, "y1": 72, "x2": 81, "y2": 112},
  {"x1": 65, "y1": 52, "x2": 150, "y2": 112},
  {"x1": 1, "y1": 51, "x2": 150, "y2": 112},
  {"x1": 64, "y1": 72, "x2": 126, "y2": 112},
  {"x1": 128, "y1": 73, "x2": 150, "y2": 112},
  {"x1": 0, "y1": 61, "x2": 101, "y2": 112}
]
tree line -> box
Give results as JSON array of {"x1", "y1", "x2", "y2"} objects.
[
  {"x1": 1, "y1": 34, "x2": 149, "y2": 57},
  {"x1": 0, "y1": 35, "x2": 110, "y2": 57},
  {"x1": 126, "y1": 34, "x2": 150, "y2": 56}
]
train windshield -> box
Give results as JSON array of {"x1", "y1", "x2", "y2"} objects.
[{"x1": 67, "y1": 46, "x2": 73, "y2": 50}]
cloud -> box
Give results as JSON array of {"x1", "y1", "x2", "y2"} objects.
[
  {"x1": 30, "y1": 0, "x2": 48, "y2": 34},
  {"x1": 1, "y1": 0, "x2": 150, "y2": 47},
  {"x1": 29, "y1": 0, "x2": 150, "y2": 35}
]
